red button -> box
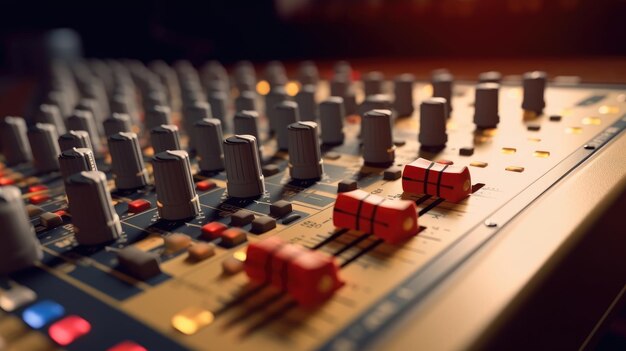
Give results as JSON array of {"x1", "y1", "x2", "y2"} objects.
[
  {"x1": 200, "y1": 221, "x2": 227, "y2": 240},
  {"x1": 196, "y1": 180, "x2": 216, "y2": 191},
  {"x1": 30, "y1": 194, "x2": 50, "y2": 204},
  {"x1": 107, "y1": 340, "x2": 147, "y2": 351},
  {"x1": 55, "y1": 210, "x2": 68, "y2": 218},
  {"x1": 128, "y1": 199, "x2": 151, "y2": 213},
  {"x1": 0, "y1": 177, "x2": 15, "y2": 186},
  {"x1": 28, "y1": 185, "x2": 48, "y2": 193},
  {"x1": 48, "y1": 315, "x2": 91, "y2": 346}
]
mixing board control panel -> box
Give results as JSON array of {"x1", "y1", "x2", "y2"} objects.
[{"x1": 0, "y1": 59, "x2": 624, "y2": 351}]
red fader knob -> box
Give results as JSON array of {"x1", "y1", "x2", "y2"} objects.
[
  {"x1": 245, "y1": 237, "x2": 343, "y2": 307},
  {"x1": 333, "y1": 189, "x2": 418, "y2": 244},
  {"x1": 402, "y1": 158, "x2": 471, "y2": 203}
]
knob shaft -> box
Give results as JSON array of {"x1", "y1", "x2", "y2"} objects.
[
  {"x1": 361, "y1": 110, "x2": 395, "y2": 166},
  {"x1": 223, "y1": 135, "x2": 265, "y2": 198},
  {"x1": 59, "y1": 148, "x2": 97, "y2": 181},
  {"x1": 195, "y1": 119, "x2": 225, "y2": 172},
  {"x1": 152, "y1": 150, "x2": 200, "y2": 220},
  {"x1": 473, "y1": 83, "x2": 500, "y2": 129},
  {"x1": 150, "y1": 124, "x2": 181, "y2": 154},
  {"x1": 288, "y1": 121, "x2": 324, "y2": 180},
  {"x1": 0, "y1": 116, "x2": 32, "y2": 165},
  {"x1": 65, "y1": 171, "x2": 122, "y2": 245},
  {"x1": 319, "y1": 97, "x2": 345, "y2": 146},
  {"x1": 28, "y1": 123, "x2": 61, "y2": 173},
  {"x1": 0, "y1": 186, "x2": 43, "y2": 274},
  {"x1": 419, "y1": 98, "x2": 448, "y2": 149},
  {"x1": 522, "y1": 71, "x2": 547, "y2": 114},
  {"x1": 109, "y1": 132, "x2": 149, "y2": 190}
]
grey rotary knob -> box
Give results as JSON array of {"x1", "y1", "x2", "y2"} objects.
[
  {"x1": 522, "y1": 71, "x2": 547, "y2": 114},
  {"x1": 265, "y1": 61, "x2": 287, "y2": 88},
  {"x1": 66, "y1": 109, "x2": 102, "y2": 154},
  {"x1": 265, "y1": 86, "x2": 289, "y2": 133},
  {"x1": 319, "y1": 97, "x2": 345, "y2": 145},
  {"x1": 150, "y1": 124, "x2": 181, "y2": 154},
  {"x1": 235, "y1": 91, "x2": 257, "y2": 112},
  {"x1": 361, "y1": 110, "x2": 395, "y2": 166},
  {"x1": 223, "y1": 135, "x2": 265, "y2": 198},
  {"x1": 330, "y1": 76, "x2": 349, "y2": 97},
  {"x1": 145, "y1": 105, "x2": 172, "y2": 132},
  {"x1": 152, "y1": 150, "x2": 200, "y2": 220},
  {"x1": 234, "y1": 110, "x2": 261, "y2": 142},
  {"x1": 110, "y1": 93, "x2": 139, "y2": 126},
  {"x1": 360, "y1": 94, "x2": 392, "y2": 117},
  {"x1": 363, "y1": 71, "x2": 384, "y2": 96},
  {"x1": 109, "y1": 132, "x2": 149, "y2": 190},
  {"x1": 183, "y1": 101, "x2": 212, "y2": 150},
  {"x1": 208, "y1": 91, "x2": 227, "y2": 123},
  {"x1": 75, "y1": 98, "x2": 105, "y2": 135},
  {"x1": 59, "y1": 147, "x2": 97, "y2": 181},
  {"x1": 46, "y1": 90, "x2": 71, "y2": 118},
  {"x1": 36, "y1": 104, "x2": 66, "y2": 134},
  {"x1": 287, "y1": 122, "x2": 323, "y2": 180},
  {"x1": 66, "y1": 171, "x2": 121, "y2": 245},
  {"x1": 432, "y1": 73, "x2": 453, "y2": 117},
  {"x1": 275, "y1": 101, "x2": 300, "y2": 150},
  {"x1": 58, "y1": 130, "x2": 93, "y2": 152},
  {"x1": 393, "y1": 74, "x2": 415, "y2": 117},
  {"x1": 298, "y1": 61, "x2": 319, "y2": 85},
  {"x1": 27, "y1": 123, "x2": 61, "y2": 173},
  {"x1": 234, "y1": 61, "x2": 256, "y2": 92},
  {"x1": 0, "y1": 186, "x2": 42, "y2": 274},
  {"x1": 195, "y1": 119, "x2": 225, "y2": 172},
  {"x1": 419, "y1": 98, "x2": 448, "y2": 149},
  {"x1": 103, "y1": 113, "x2": 132, "y2": 137},
  {"x1": 295, "y1": 84, "x2": 318, "y2": 122},
  {"x1": 0, "y1": 116, "x2": 32, "y2": 165},
  {"x1": 479, "y1": 71, "x2": 502, "y2": 84},
  {"x1": 473, "y1": 83, "x2": 500, "y2": 129}
]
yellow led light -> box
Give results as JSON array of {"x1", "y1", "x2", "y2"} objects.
[
  {"x1": 285, "y1": 81, "x2": 300, "y2": 97},
  {"x1": 598, "y1": 105, "x2": 619, "y2": 115},
  {"x1": 533, "y1": 151, "x2": 550, "y2": 158},
  {"x1": 172, "y1": 306, "x2": 214, "y2": 335},
  {"x1": 505, "y1": 166, "x2": 525, "y2": 173},
  {"x1": 256, "y1": 80, "x2": 270, "y2": 96},
  {"x1": 233, "y1": 250, "x2": 247, "y2": 262},
  {"x1": 501, "y1": 147, "x2": 517, "y2": 155},
  {"x1": 582, "y1": 117, "x2": 601, "y2": 125}
]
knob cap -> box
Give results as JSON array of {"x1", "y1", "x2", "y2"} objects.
[
  {"x1": 432, "y1": 73, "x2": 453, "y2": 117},
  {"x1": 27, "y1": 123, "x2": 61, "y2": 173},
  {"x1": 295, "y1": 84, "x2": 318, "y2": 122},
  {"x1": 195, "y1": 119, "x2": 225, "y2": 172},
  {"x1": 183, "y1": 101, "x2": 212, "y2": 150},
  {"x1": 288, "y1": 121, "x2": 323, "y2": 180},
  {"x1": 275, "y1": 101, "x2": 300, "y2": 150},
  {"x1": 473, "y1": 83, "x2": 500, "y2": 129},
  {"x1": 152, "y1": 150, "x2": 200, "y2": 220},
  {"x1": 298, "y1": 61, "x2": 319, "y2": 86},
  {"x1": 234, "y1": 110, "x2": 261, "y2": 142},
  {"x1": 65, "y1": 171, "x2": 122, "y2": 245},
  {"x1": 265, "y1": 87, "x2": 289, "y2": 134},
  {"x1": 360, "y1": 94, "x2": 392, "y2": 117},
  {"x1": 235, "y1": 91, "x2": 257, "y2": 112},
  {"x1": 0, "y1": 116, "x2": 32, "y2": 165},
  {"x1": 363, "y1": 71, "x2": 384, "y2": 96},
  {"x1": 419, "y1": 98, "x2": 448, "y2": 149},
  {"x1": 522, "y1": 71, "x2": 547, "y2": 114},
  {"x1": 145, "y1": 105, "x2": 172, "y2": 132},
  {"x1": 103, "y1": 113, "x2": 132, "y2": 137},
  {"x1": 479, "y1": 71, "x2": 502, "y2": 84},
  {"x1": 58, "y1": 130, "x2": 93, "y2": 152},
  {"x1": 223, "y1": 135, "x2": 265, "y2": 198},
  {"x1": 393, "y1": 74, "x2": 415, "y2": 117},
  {"x1": 319, "y1": 97, "x2": 345, "y2": 146},
  {"x1": 36, "y1": 104, "x2": 66, "y2": 134},
  {"x1": 0, "y1": 186, "x2": 42, "y2": 274},
  {"x1": 361, "y1": 110, "x2": 395, "y2": 166},
  {"x1": 109, "y1": 132, "x2": 149, "y2": 190},
  {"x1": 59, "y1": 147, "x2": 97, "y2": 181},
  {"x1": 66, "y1": 109, "x2": 102, "y2": 154},
  {"x1": 150, "y1": 124, "x2": 181, "y2": 154}
]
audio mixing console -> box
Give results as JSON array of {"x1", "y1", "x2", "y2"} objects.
[{"x1": 0, "y1": 60, "x2": 625, "y2": 351}]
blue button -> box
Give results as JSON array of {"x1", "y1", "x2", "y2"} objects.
[{"x1": 22, "y1": 300, "x2": 65, "y2": 329}]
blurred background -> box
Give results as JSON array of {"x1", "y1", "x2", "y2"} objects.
[{"x1": 1, "y1": 0, "x2": 625, "y2": 72}]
